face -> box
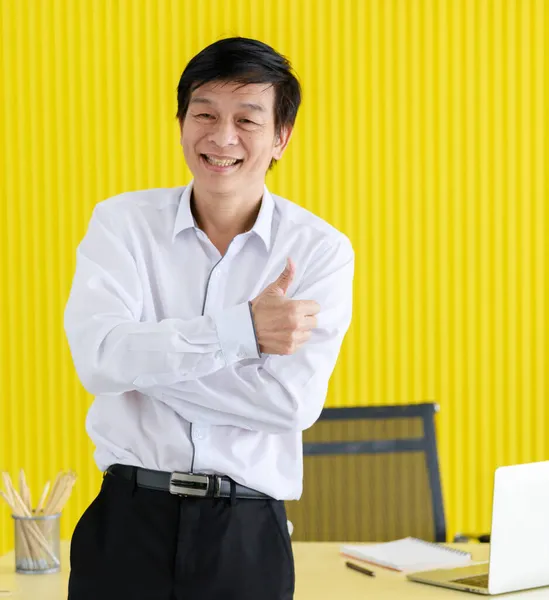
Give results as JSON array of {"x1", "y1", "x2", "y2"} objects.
[{"x1": 180, "y1": 81, "x2": 292, "y2": 196}]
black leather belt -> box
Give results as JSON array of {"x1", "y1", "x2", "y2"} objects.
[{"x1": 106, "y1": 464, "x2": 271, "y2": 500}]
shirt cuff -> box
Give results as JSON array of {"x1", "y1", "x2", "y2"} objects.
[
  {"x1": 248, "y1": 301, "x2": 262, "y2": 357},
  {"x1": 213, "y1": 302, "x2": 261, "y2": 365}
]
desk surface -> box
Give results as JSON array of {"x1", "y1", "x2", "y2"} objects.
[{"x1": 1, "y1": 542, "x2": 549, "y2": 599}]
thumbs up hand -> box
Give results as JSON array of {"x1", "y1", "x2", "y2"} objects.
[{"x1": 250, "y1": 258, "x2": 320, "y2": 355}]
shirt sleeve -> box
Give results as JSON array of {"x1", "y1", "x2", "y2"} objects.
[
  {"x1": 64, "y1": 203, "x2": 259, "y2": 396},
  {"x1": 140, "y1": 238, "x2": 355, "y2": 433}
]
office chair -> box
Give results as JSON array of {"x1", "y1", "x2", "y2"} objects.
[{"x1": 285, "y1": 403, "x2": 446, "y2": 543}]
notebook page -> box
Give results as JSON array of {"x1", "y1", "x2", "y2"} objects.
[{"x1": 341, "y1": 537, "x2": 472, "y2": 573}]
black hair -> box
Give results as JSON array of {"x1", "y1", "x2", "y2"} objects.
[{"x1": 176, "y1": 37, "x2": 301, "y2": 168}]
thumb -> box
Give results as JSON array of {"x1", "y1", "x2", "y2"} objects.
[{"x1": 267, "y1": 258, "x2": 295, "y2": 296}]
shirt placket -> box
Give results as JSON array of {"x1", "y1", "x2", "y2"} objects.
[{"x1": 190, "y1": 233, "x2": 248, "y2": 472}]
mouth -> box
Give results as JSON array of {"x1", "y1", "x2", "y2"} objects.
[{"x1": 200, "y1": 154, "x2": 243, "y2": 173}]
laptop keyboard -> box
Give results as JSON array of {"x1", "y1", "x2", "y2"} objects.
[{"x1": 452, "y1": 574, "x2": 489, "y2": 589}]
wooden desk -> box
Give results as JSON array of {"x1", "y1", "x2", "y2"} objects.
[
  {"x1": 293, "y1": 543, "x2": 549, "y2": 599},
  {"x1": 1, "y1": 542, "x2": 549, "y2": 599}
]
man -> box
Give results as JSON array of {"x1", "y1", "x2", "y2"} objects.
[{"x1": 64, "y1": 37, "x2": 354, "y2": 600}]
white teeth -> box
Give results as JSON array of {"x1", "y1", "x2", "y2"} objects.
[{"x1": 204, "y1": 155, "x2": 239, "y2": 167}]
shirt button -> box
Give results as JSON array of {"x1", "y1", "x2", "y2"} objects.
[{"x1": 194, "y1": 427, "x2": 208, "y2": 440}]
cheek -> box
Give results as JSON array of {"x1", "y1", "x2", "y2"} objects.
[
  {"x1": 181, "y1": 123, "x2": 203, "y2": 149},
  {"x1": 181, "y1": 140, "x2": 200, "y2": 168},
  {"x1": 182, "y1": 138, "x2": 202, "y2": 163},
  {"x1": 243, "y1": 134, "x2": 275, "y2": 164},
  {"x1": 181, "y1": 137, "x2": 192, "y2": 156}
]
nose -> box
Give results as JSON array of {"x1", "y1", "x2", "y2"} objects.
[{"x1": 207, "y1": 119, "x2": 238, "y2": 148}]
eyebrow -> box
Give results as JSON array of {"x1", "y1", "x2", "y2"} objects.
[
  {"x1": 238, "y1": 102, "x2": 266, "y2": 113},
  {"x1": 189, "y1": 97, "x2": 266, "y2": 113}
]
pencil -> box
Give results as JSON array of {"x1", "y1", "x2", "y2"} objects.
[
  {"x1": 36, "y1": 481, "x2": 50, "y2": 513},
  {"x1": 345, "y1": 561, "x2": 376, "y2": 578}
]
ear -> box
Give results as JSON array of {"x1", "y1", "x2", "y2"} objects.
[{"x1": 272, "y1": 125, "x2": 293, "y2": 160}]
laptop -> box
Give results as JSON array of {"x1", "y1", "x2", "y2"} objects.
[{"x1": 407, "y1": 460, "x2": 549, "y2": 595}]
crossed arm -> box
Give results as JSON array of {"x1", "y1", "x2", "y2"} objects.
[{"x1": 64, "y1": 204, "x2": 354, "y2": 434}]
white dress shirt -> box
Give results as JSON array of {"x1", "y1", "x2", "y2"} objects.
[{"x1": 64, "y1": 182, "x2": 354, "y2": 500}]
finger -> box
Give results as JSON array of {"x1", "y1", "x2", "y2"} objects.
[
  {"x1": 281, "y1": 334, "x2": 311, "y2": 355},
  {"x1": 269, "y1": 257, "x2": 296, "y2": 296},
  {"x1": 293, "y1": 299, "x2": 321, "y2": 316},
  {"x1": 291, "y1": 315, "x2": 317, "y2": 332},
  {"x1": 301, "y1": 315, "x2": 318, "y2": 330},
  {"x1": 294, "y1": 330, "x2": 312, "y2": 348}
]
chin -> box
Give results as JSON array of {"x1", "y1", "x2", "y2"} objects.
[{"x1": 195, "y1": 174, "x2": 241, "y2": 195}]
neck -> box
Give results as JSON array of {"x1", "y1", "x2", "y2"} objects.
[{"x1": 191, "y1": 182, "x2": 264, "y2": 254}]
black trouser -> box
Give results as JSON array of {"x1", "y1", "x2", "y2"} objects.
[{"x1": 68, "y1": 468, "x2": 295, "y2": 600}]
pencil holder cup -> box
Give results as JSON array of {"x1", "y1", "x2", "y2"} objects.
[{"x1": 12, "y1": 512, "x2": 61, "y2": 574}]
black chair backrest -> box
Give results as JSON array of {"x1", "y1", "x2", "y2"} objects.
[{"x1": 285, "y1": 403, "x2": 446, "y2": 542}]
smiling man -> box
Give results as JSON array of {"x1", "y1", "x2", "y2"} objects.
[{"x1": 64, "y1": 37, "x2": 354, "y2": 600}]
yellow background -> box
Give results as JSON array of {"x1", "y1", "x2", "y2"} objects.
[{"x1": 0, "y1": 0, "x2": 547, "y2": 553}]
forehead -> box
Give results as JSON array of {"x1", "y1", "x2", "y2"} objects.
[{"x1": 189, "y1": 81, "x2": 275, "y2": 114}]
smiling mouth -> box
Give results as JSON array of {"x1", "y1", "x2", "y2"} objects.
[{"x1": 201, "y1": 154, "x2": 243, "y2": 168}]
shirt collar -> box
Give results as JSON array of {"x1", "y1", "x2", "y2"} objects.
[
  {"x1": 172, "y1": 181, "x2": 197, "y2": 241},
  {"x1": 172, "y1": 180, "x2": 274, "y2": 251},
  {"x1": 250, "y1": 186, "x2": 274, "y2": 251}
]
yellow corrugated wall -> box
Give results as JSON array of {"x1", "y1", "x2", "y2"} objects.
[{"x1": 0, "y1": 0, "x2": 547, "y2": 554}]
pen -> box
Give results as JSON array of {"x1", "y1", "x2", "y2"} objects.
[{"x1": 345, "y1": 561, "x2": 376, "y2": 578}]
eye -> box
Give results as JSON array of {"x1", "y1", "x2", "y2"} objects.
[
  {"x1": 238, "y1": 118, "x2": 257, "y2": 125},
  {"x1": 195, "y1": 113, "x2": 214, "y2": 120}
]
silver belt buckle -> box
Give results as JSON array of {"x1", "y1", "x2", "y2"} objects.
[{"x1": 169, "y1": 472, "x2": 216, "y2": 497}]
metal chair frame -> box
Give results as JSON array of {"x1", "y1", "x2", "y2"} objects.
[{"x1": 303, "y1": 403, "x2": 446, "y2": 542}]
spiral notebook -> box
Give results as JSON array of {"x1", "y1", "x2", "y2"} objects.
[{"x1": 340, "y1": 537, "x2": 472, "y2": 573}]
